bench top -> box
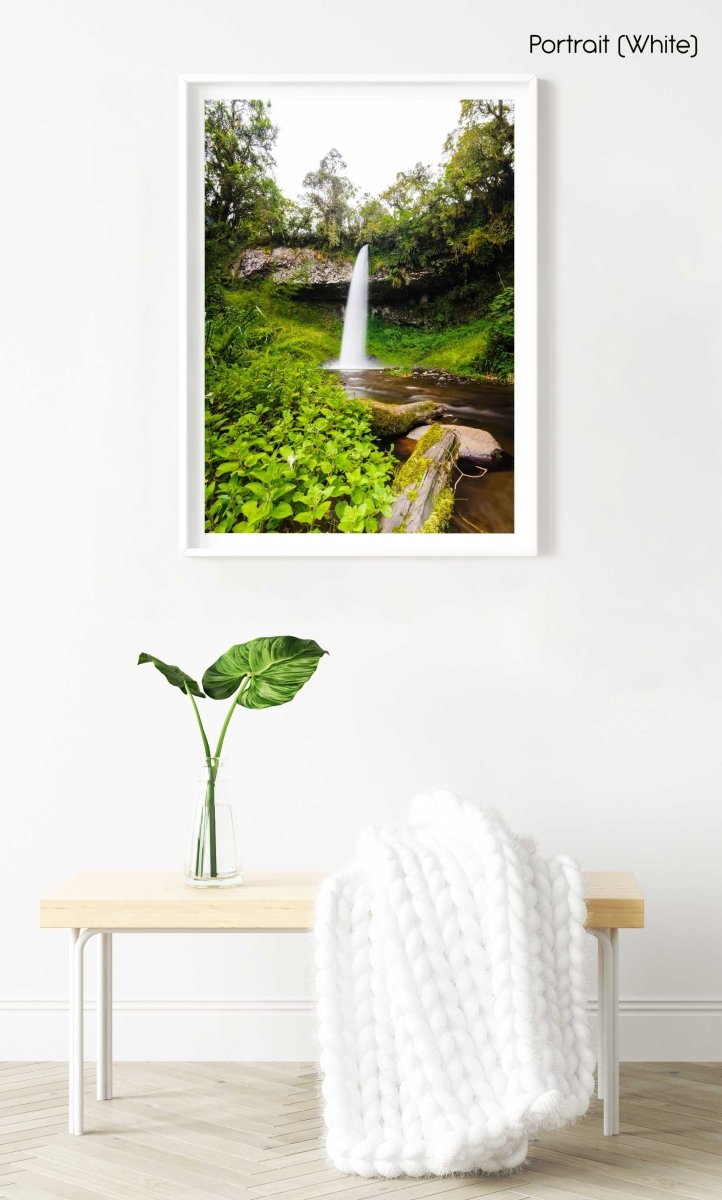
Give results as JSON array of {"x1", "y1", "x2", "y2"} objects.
[{"x1": 40, "y1": 870, "x2": 644, "y2": 931}]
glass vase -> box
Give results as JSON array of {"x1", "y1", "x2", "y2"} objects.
[{"x1": 185, "y1": 758, "x2": 243, "y2": 888}]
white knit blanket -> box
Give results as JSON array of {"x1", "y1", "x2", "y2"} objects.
[{"x1": 315, "y1": 794, "x2": 595, "y2": 1177}]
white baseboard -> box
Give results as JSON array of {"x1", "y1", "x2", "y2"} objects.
[
  {"x1": 0, "y1": 997, "x2": 318, "y2": 1062},
  {"x1": 589, "y1": 998, "x2": 722, "y2": 1061},
  {"x1": 1, "y1": 997, "x2": 720, "y2": 1062}
]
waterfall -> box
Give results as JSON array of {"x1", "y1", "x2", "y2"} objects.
[
  {"x1": 327, "y1": 245, "x2": 380, "y2": 370},
  {"x1": 339, "y1": 245, "x2": 369, "y2": 367}
]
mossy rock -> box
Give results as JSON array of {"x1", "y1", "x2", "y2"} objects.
[{"x1": 362, "y1": 398, "x2": 445, "y2": 438}]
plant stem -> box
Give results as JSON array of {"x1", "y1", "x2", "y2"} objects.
[
  {"x1": 206, "y1": 769, "x2": 217, "y2": 877},
  {"x1": 195, "y1": 800, "x2": 206, "y2": 876},
  {"x1": 213, "y1": 680, "x2": 248, "y2": 766},
  {"x1": 185, "y1": 685, "x2": 211, "y2": 761},
  {"x1": 185, "y1": 684, "x2": 216, "y2": 878}
]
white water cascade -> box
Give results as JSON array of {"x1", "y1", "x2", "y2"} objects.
[{"x1": 329, "y1": 244, "x2": 380, "y2": 370}]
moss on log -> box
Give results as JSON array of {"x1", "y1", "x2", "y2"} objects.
[
  {"x1": 362, "y1": 398, "x2": 445, "y2": 438},
  {"x1": 420, "y1": 487, "x2": 455, "y2": 533},
  {"x1": 379, "y1": 424, "x2": 460, "y2": 533}
]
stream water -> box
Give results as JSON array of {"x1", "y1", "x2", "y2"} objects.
[{"x1": 335, "y1": 368, "x2": 514, "y2": 534}]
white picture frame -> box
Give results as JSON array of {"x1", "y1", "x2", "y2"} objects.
[{"x1": 181, "y1": 74, "x2": 537, "y2": 556}]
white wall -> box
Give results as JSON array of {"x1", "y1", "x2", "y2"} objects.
[{"x1": 1, "y1": 0, "x2": 720, "y2": 1062}]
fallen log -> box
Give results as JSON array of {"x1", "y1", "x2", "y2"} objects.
[
  {"x1": 406, "y1": 422, "x2": 504, "y2": 465},
  {"x1": 379, "y1": 425, "x2": 460, "y2": 534},
  {"x1": 362, "y1": 397, "x2": 445, "y2": 438}
]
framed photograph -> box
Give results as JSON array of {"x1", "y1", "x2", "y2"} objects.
[{"x1": 181, "y1": 75, "x2": 537, "y2": 556}]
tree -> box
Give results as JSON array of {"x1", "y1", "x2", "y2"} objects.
[
  {"x1": 443, "y1": 101, "x2": 515, "y2": 252},
  {"x1": 356, "y1": 194, "x2": 389, "y2": 246},
  {"x1": 301, "y1": 149, "x2": 357, "y2": 249},
  {"x1": 380, "y1": 163, "x2": 434, "y2": 216},
  {"x1": 204, "y1": 100, "x2": 283, "y2": 244}
]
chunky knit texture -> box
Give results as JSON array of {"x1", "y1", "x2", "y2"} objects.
[{"x1": 315, "y1": 793, "x2": 595, "y2": 1177}]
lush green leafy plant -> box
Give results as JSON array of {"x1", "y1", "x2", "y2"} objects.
[
  {"x1": 205, "y1": 300, "x2": 396, "y2": 533},
  {"x1": 139, "y1": 637, "x2": 327, "y2": 879}
]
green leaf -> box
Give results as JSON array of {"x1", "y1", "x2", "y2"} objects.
[
  {"x1": 271, "y1": 502, "x2": 293, "y2": 520},
  {"x1": 138, "y1": 653, "x2": 204, "y2": 698},
  {"x1": 202, "y1": 637, "x2": 328, "y2": 709}
]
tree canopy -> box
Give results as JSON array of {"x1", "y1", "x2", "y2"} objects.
[
  {"x1": 205, "y1": 97, "x2": 515, "y2": 307},
  {"x1": 205, "y1": 100, "x2": 285, "y2": 247}
]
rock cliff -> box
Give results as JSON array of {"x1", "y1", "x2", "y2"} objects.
[{"x1": 229, "y1": 246, "x2": 437, "y2": 319}]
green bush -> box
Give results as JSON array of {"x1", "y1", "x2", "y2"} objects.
[
  {"x1": 205, "y1": 301, "x2": 395, "y2": 534},
  {"x1": 366, "y1": 293, "x2": 514, "y2": 382},
  {"x1": 471, "y1": 286, "x2": 514, "y2": 379}
]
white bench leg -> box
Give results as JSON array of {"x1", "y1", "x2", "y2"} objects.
[
  {"x1": 592, "y1": 927, "x2": 620, "y2": 1135},
  {"x1": 68, "y1": 929, "x2": 79, "y2": 1135},
  {"x1": 611, "y1": 927, "x2": 619, "y2": 1130},
  {"x1": 97, "y1": 932, "x2": 113, "y2": 1101},
  {"x1": 69, "y1": 929, "x2": 99, "y2": 1135},
  {"x1": 69, "y1": 929, "x2": 87, "y2": 1135},
  {"x1": 597, "y1": 935, "x2": 605, "y2": 1100}
]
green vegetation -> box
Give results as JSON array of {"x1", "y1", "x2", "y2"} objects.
[
  {"x1": 204, "y1": 101, "x2": 286, "y2": 277},
  {"x1": 205, "y1": 296, "x2": 395, "y2": 533},
  {"x1": 367, "y1": 289, "x2": 514, "y2": 380},
  {"x1": 217, "y1": 280, "x2": 341, "y2": 364}
]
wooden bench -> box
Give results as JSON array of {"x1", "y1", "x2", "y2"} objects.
[{"x1": 40, "y1": 870, "x2": 644, "y2": 1137}]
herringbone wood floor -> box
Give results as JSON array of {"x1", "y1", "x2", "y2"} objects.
[{"x1": 1, "y1": 1063, "x2": 721, "y2": 1199}]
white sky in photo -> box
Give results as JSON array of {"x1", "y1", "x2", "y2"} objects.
[{"x1": 268, "y1": 98, "x2": 465, "y2": 201}]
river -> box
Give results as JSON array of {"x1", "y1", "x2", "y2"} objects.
[{"x1": 335, "y1": 368, "x2": 514, "y2": 534}]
